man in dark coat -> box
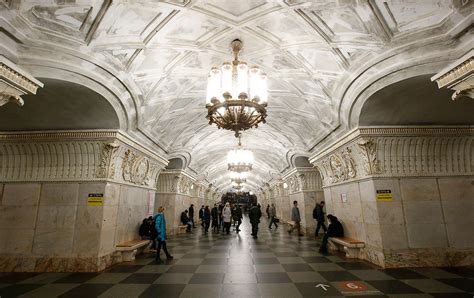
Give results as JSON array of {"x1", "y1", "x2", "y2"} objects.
[
  {"x1": 319, "y1": 214, "x2": 344, "y2": 253},
  {"x1": 313, "y1": 201, "x2": 327, "y2": 237},
  {"x1": 199, "y1": 205, "x2": 205, "y2": 227},
  {"x1": 180, "y1": 210, "x2": 192, "y2": 232},
  {"x1": 249, "y1": 203, "x2": 262, "y2": 238},
  {"x1": 233, "y1": 205, "x2": 243, "y2": 232},
  {"x1": 139, "y1": 217, "x2": 156, "y2": 250},
  {"x1": 189, "y1": 204, "x2": 195, "y2": 228},
  {"x1": 211, "y1": 204, "x2": 219, "y2": 232}
]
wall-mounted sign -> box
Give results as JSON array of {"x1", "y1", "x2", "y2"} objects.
[
  {"x1": 87, "y1": 193, "x2": 104, "y2": 206},
  {"x1": 340, "y1": 193, "x2": 348, "y2": 203},
  {"x1": 376, "y1": 190, "x2": 393, "y2": 201}
]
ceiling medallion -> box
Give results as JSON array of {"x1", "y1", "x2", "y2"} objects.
[
  {"x1": 227, "y1": 135, "x2": 254, "y2": 173},
  {"x1": 206, "y1": 39, "x2": 268, "y2": 137}
]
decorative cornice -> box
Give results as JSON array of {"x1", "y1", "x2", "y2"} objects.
[
  {"x1": 0, "y1": 130, "x2": 167, "y2": 189},
  {"x1": 311, "y1": 127, "x2": 474, "y2": 187},
  {"x1": 0, "y1": 55, "x2": 43, "y2": 106},
  {"x1": 431, "y1": 50, "x2": 473, "y2": 100}
]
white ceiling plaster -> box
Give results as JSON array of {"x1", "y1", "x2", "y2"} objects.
[{"x1": 0, "y1": 0, "x2": 471, "y2": 191}]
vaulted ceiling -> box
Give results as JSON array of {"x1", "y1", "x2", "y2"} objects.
[{"x1": 0, "y1": 0, "x2": 471, "y2": 192}]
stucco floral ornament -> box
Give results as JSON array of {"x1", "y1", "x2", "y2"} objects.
[{"x1": 122, "y1": 149, "x2": 150, "y2": 185}]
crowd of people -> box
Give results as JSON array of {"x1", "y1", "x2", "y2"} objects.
[{"x1": 139, "y1": 200, "x2": 344, "y2": 261}]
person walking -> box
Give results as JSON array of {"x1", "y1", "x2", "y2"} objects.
[
  {"x1": 313, "y1": 201, "x2": 327, "y2": 237},
  {"x1": 288, "y1": 200, "x2": 303, "y2": 236},
  {"x1": 319, "y1": 214, "x2": 344, "y2": 253},
  {"x1": 268, "y1": 203, "x2": 278, "y2": 230},
  {"x1": 233, "y1": 204, "x2": 243, "y2": 232},
  {"x1": 249, "y1": 203, "x2": 262, "y2": 238},
  {"x1": 203, "y1": 205, "x2": 211, "y2": 233},
  {"x1": 199, "y1": 205, "x2": 205, "y2": 228},
  {"x1": 211, "y1": 204, "x2": 219, "y2": 232},
  {"x1": 189, "y1": 204, "x2": 195, "y2": 228},
  {"x1": 266, "y1": 204, "x2": 270, "y2": 219},
  {"x1": 153, "y1": 206, "x2": 173, "y2": 262},
  {"x1": 222, "y1": 202, "x2": 232, "y2": 234}
]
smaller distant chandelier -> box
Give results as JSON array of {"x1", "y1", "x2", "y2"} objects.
[
  {"x1": 232, "y1": 182, "x2": 243, "y2": 190},
  {"x1": 206, "y1": 39, "x2": 268, "y2": 137},
  {"x1": 230, "y1": 171, "x2": 247, "y2": 184},
  {"x1": 227, "y1": 136, "x2": 254, "y2": 173}
]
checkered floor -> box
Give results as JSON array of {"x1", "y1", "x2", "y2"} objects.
[{"x1": 1, "y1": 216, "x2": 473, "y2": 297}]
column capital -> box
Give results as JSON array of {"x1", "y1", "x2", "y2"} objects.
[
  {"x1": 0, "y1": 56, "x2": 43, "y2": 106},
  {"x1": 431, "y1": 49, "x2": 473, "y2": 100},
  {"x1": 156, "y1": 169, "x2": 196, "y2": 195}
]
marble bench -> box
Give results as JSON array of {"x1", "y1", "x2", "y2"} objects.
[
  {"x1": 329, "y1": 237, "x2": 365, "y2": 258},
  {"x1": 177, "y1": 225, "x2": 188, "y2": 234},
  {"x1": 116, "y1": 239, "x2": 150, "y2": 261}
]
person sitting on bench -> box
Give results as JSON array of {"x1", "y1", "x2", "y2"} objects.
[
  {"x1": 180, "y1": 210, "x2": 192, "y2": 232},
  {"x1": 319, "y1": 214, "x2": 344, "y2": 253}
]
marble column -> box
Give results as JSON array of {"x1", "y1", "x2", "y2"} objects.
[
  {"x1": 311, "y1": 126, "x2": 474, "y2": 268},
  {"x1": 282, "y1": 168, "x2": 324, "y2": 235}
]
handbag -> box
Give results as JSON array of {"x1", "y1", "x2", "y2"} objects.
[{"x1": 274, "y1": 217, "x2": 280, "y2": 223}]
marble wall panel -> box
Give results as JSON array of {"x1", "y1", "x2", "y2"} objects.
[
  {"x1": 400, "y1": 178, "x2": 440, "y2": 201},
  {"x1": 365, "y1": 223, "x2": 383, "y2": 248},
  {"x1": 33, "y1": 229, "x2": 75, "y2": 255},
  {"x1": 75, "y1": 206, "x2": 104, "y2": 230},
  {"x1": 102, "y1": 205, "x2": 118, "y2": 229},
  {"x1": 441, "y1": 199, "x2": 473, "y2": 225},
  {"x1": 377, "y1": 202, "x2": 404, "y2": 225},
  {"x1": 0, "y1": 229, "x2": 35, "y2": 254},
  {"x1": 372, "y1": 179, "x2": 401, "y2": 202},
  {"x1": 404, "y1": 200, "x2": 444, "y2": 224},
  {"x1": 380, "y1": 223, "x2": 408, "y2": 250},
  {"x1": 104, "y1": 183, "x2": 121, "y2": 206},
  {"x1": 77, "y1": 183, "x2": 107, "y2": 206},
  {"x1": 2, "y1": 183, "x2": 41, "y2": 206},
  {"x1": 40, "y1": 183, "x2": 79, "y2": 206},
  {"x1": 446, "y1": 222, "x2": 474, "y2": 248},
  {"x1": 361, "y1": 201, "x2": 379, "y2": 224},
  {"x1": 0, "y1": 205, "x2": 38, "y2": 229},
  {"x1": 72, "y1": 228, "x2": 101, "y2": 256},
  {"x1": 36, "y1": 205, "x2": 77, "y2": 230},
  {"x1": 406, "y1": 223, "x2": 448, "y2": 248},
  {"x1": 438, "y1": 177, "x2": 474, "y2": 201},
  {"x1": 99, "y1": 227, "x2": 117, "y2": 255}
]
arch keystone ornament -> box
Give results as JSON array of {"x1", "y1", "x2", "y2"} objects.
[{"x1": 0, "y1": 56, "x2": 43, "y2": 106}]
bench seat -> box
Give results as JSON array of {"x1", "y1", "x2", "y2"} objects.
[
  {"x1": 177, "y1": 225, "x2": 188, "y2": 234},
  {"x1": 329, "y1": 237, "x2": 365, "y2": 259},
  {"x1": 116, "y1": 239, "x2": 150, "y2": 261}
]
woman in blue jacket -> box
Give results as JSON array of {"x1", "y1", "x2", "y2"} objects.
[{"x1": 153, "y1": 206, "x2": 173, "y2": 262}]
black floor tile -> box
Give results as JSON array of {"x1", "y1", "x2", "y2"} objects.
[
  {"x1": 440, "y1": 266, "x2": 474, "y2": 278},
  {"x1": 367, "y1": 280, "x2": 422, "y2": 294},
  {"x1": 274, "y1": 252, "x2": 298, "y2": 257},
  {"x1": 430, "y1": 293, "x2": 473, "y2": 298},
  {"x1": 119, "y1": 273, "x2": 161, "y2": 284},
  {"x1": 53, "y1": 273, "x2": 98, "y2": 283},
  {"x1": 282, "y1": 263, "x2": 314, "y2": 272},
  {"x1": 319, "y1": 270, "x2": 360, "y2": 281},
  {"x1": 0, "y1": 284, "x2": 43, "y2": 298},
  {"x1": 189, "y1": 273, "x2": 225, "y2": 284},
  {"x1": 166, "y1": 265, "x2": 199, "y2": 273},
  {"x1": 256, "y1": 272, "x2": 291, "y2": 283},
  {"x1": 183, "y1": 253, "x2": 207, "y2": 258},
  {"x1": 381, "y1": 268, "x2": 425, "y2": 279},
  {"x1": 295, "y1": 282, "x2": 342, "y2": 297},
  {"x1": 436, "y1": 278, "x2": 474, "y2": 292},
  {"x1": 338, "y1": 261, "x2": 374, "y2": 270},
  {"x1": 106, "y1": 264, "x2": 144, "y2": 273},
  {"x1": 253, "y1": 257, "x2": 279, "y2": 264},
  {"x1": 303, "y1": 256, "x2": 331, "y2": 263},
  {"x1": 0, "y1": 273, "x2": 38, "y2": 283},
  {"x1": 139, "y1": 284, "x2": 186, "y2": 298},
  {"x1": 201, "y1": 258, "x2": 228, "y2": 265},
  {"x1": 58, "y1": 284, "x2": 113, "y2": 298}
]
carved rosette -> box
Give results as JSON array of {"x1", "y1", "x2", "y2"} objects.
[
  {"x1": 315, "y1": 147, "x2": 357, "y2": 186},
  {"x1": 122, "y1": 149, "x2": 151, "y2": 186}
]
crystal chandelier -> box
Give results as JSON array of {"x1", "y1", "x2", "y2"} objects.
[
  {"x1": 230, "y1": 171, "x2": 247, "y2": 184},
  {"x1": 206, "y1": 39, "x2": 268, "y2": 137},
  {"x1": 227, "y1": 136, "x2": 253, "y2": 173}
]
